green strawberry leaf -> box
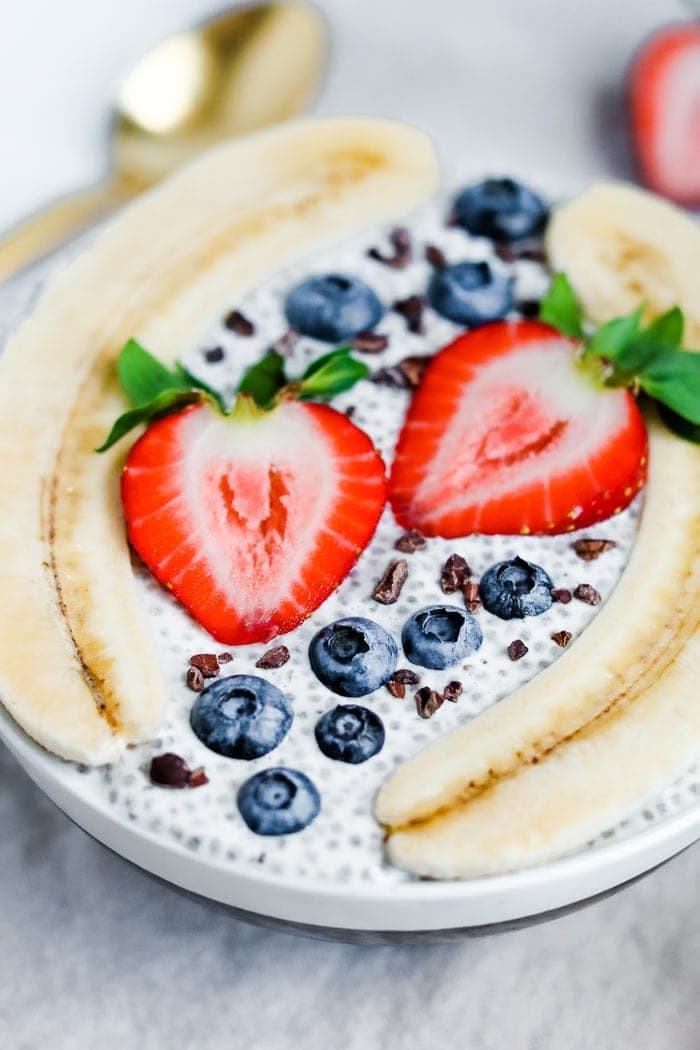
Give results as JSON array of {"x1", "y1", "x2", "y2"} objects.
[
  {"x1": 96, "y1": 389, "x2": 201, "y2": 452},
  {"x1": 238, "y1": 350, "x2": 287, "y2": 407},
  {"x1": 118, "y1": 339, "x2": 190, "y2": 407},
  {"x1": 587, "y1": 306, "x2": 644, "y2": 366},
  {"x1": 610, "y1": 307, "x2": 685, "y2": 374},
  {"x1": 638, "y1": 348, "x2": 700, "y2": 425},
  {"x1": 539, "y1": 273, "x2": 585, "y2": 339},
  {"x1": 642, "y1": 306, "x2": 685, "y2": 348},
  {"x1": 298, "y1": 347, "x2": 368, "y2": 400}
]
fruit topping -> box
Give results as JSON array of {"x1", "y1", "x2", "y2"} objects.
[
  {"x1": 402, "y1": 605, "x2": 482, "y2": 669},
  {"x1": 190, "y1": 674, "x2": 292, "y2": 759},
  {"x1": 479, "y1": 557, "x2": 553, "y2": 620},
  {"x1": 389, "y1": 320, "x2": 648, "y2": 536},
  {"x1": 284, "y1": 273, "x2": 384, "y2": 342},
  {"x1": 428, "y1": 261, "x2": 514, "y2": 326},
  {"x1": 118, "y1": 359, "x2": 385, "y2": 644},
  {"x1": 372, "y1": 559, "x2": 409, "y2": 604},
  {"x1": 314, "y1": 704, "x2": 385, "y2": 763},
  {"x1": 308, "y1": 617, "x2": 398, "y2": 697},
  {"x1": 237, "y1": 768, "x2": 320, "y2": 836},
  {"x1": 628, "y1": 22, "x2": 700, "y2": 207},
  {"x1": 452, "y1": 177, "x2": 548, "y2": 243}
]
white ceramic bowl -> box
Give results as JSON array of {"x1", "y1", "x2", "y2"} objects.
[{"x1": 3, "y1": 229, "x2": 700, "y2": 937}]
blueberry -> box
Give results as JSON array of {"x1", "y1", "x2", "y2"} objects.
[
  {"x1": 308, "y1": 617, "x2": 398, "y2": 696},
  {"x1": 237, "y1": 767, "x2": 320, "y2": 835},
  {"x1": 315, "y1": 704, "x2": 385, "y2": 764},
  {"x1": 190, "y1": 674, "x2": 292, "y2": 759},
  {"x1": 479, "y1": 556, "x2": 554, "y2": 619},
  {"x1": 428, "y1": 261, "x2": 514, "y2": 326},
  {"x1": 452, "y1": 178, "x2": 548, "y2": 242},
  {"x1": 401, "y1": 605, "x2": 482, "y2": 670},
  {"x1": 285, "y1": 273, "x2": 384, "y2": 342}
]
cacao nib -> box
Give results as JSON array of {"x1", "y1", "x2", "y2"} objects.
[
  {"x1": 425, "y1": 244, "x2": 447, "y2": 270},
  {"x1": 392, "y1": 295, "x2": 426, "y2": 334},
  {"x1": 551, "y1": 630, "x2": 573, "y2": 648},
  {"x1": 551, "y1": 588, "x2": 572, "y2": 604},
  {"x1": 203, "y1": 346, "x2": 225, "y2": 363},
  {"x1": 255, "y1": 645, "x2": 290, "y2": 669},
  {"x1": 372, "y1": 355, "x2": 429, "y2": 390},
  {"x1": 571, "y1": 538, "x2": 617, "y2": 561},
  {"x1": 574, "y1": 583, "x2": 601, "y2": 606},
  {"x1": 441, "y1": 553, "x2": 472, "y2": 593},
  {"x1": 186, "y1": 665, "x2": 205, "y2": 692},
  {"x1": 189, "y1": 653, "x2": 220, "y2": 678},
  {"x1": 507, "y1": 639, "x2": 528, "y2": 661},
  {"x1": 372, "y1": 559, "x2": 409, "y2": 604},
  {"x1": 149, "y1": 753, "x2": 190, "y2": 788},
  {"x1": 415, "y1": 687, "x2": 444, "y2": 719},
  {"x1": 391, "y1": 668, "x2": 421, "y2": 685},
  {"x1": 224, "y1": 309, "x2": 255, "y2": 336},
  {"x1": 443, "y1": 680, "x2": 463, "y2": 702},
  {"x1": 395, "y1": 529, "x2": 426, "y2": 553},
  {"x1": 352, "y1": 331, "x2": 389, "y2": 354}
]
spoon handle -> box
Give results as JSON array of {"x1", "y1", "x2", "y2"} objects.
[{"x1": 0, "y1": 181, "x2": 132, "y2": 283}]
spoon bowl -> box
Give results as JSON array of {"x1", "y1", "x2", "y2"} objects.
[{"x1": 0, "y1": 2, "x2": 327, "y2": 278}]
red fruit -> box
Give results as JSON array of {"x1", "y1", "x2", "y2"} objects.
[
  {"x1": 122, "y1": 398, "x2": 386, "y2": 644},
  {"x1": 389, "y1": 321, "x2": 648, "y2": 537},
  {"x1": 628, "y1": 22, "x2": 700, "y2": 207}
]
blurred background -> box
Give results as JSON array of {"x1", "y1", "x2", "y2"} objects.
[
  {"x1": 1, "y1": 1, "x2": 698, "y2": 1048},
  {"x1": 0, "y1": 0, "x2": 693, "y2": 235}
]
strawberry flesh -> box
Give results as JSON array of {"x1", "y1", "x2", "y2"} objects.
[
  {"x1": 122, "y1": 399, "x2": 386, "y2": 644},
  {"x1": 628, "y1": 22, "x2": 700, "y2": 207},
  {"x1": 389, "y1": 321, "x2": 648, "y2": 537}
]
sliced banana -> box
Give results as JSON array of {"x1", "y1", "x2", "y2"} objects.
[
  {"x1": 0, "y1": 117, "x2": 439, "y2": 763},
  {"x1": 388, "y1": 627, "x2": 700, "y2": 878},
  {"x1": 546, "y1": 181, "x2": 700, "y2": 346}
]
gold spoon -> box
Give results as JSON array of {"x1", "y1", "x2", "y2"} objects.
[{"x1": 0, "y1": 2, "x2": 327, "y2": 281}]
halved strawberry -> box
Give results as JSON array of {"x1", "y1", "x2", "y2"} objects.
[
  {"x1": 389, "y1": 321, "x2": 648, "y2": 537},
  {"x1": 628, "y1": 22, "x2": 700, "y2": 207},
  {"x1": 122, "y1": 397, "x2": 386, "y2": 644}
]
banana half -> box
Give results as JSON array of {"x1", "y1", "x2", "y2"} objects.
[
  {"x1": 378, "y1": 183, "x2": 700, "y2": 878},
  {"x1": 0, "y1": 117, "x2": 439, "y2": 764}
]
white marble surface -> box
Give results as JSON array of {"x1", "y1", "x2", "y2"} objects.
[{"x1": 1, "y1": 0, "x2": 698, "y2": 1047}]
